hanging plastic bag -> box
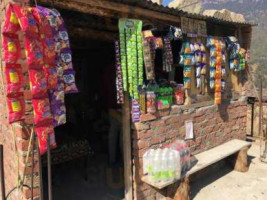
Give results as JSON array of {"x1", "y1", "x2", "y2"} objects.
[
  {"x1": 5, "y1": 64, "x2": 23, "y2": 95},
  {"x1": 36, "y1": 126, "x2": 57, "y2": 155},
  {"x1": 28, "y1": 69, "x2": 47, "y2": 98},
  {"x1": 32, "y1": 98, "x2": 53, "y2": 126},
  {"x1": 7, "y1": 93, "x2": 25, "y2": 123},
  {"x1": 3, "y1": 34, "x2": 20, "y2": 63}
]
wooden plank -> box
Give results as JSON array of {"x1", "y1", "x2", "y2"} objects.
[
  {"x1": 68, "y1": 26, "x2": 118, "y2": 41},
  {"x1": 39, "y1": 0, "x2": 181, "y2": 25},
  {"x1": 142, "y1": 139, "x2": 251, "y2": 189},
  {"x1": 122, "y1": 93, "x2": 133, "y2": 200}
]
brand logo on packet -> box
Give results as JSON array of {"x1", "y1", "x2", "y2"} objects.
[
  {"x1": 63, "y1": 74, "x2": 74, "y2": 84},
  {"x1": 61, "y1": 53, "x2": 71, "y2": 63},
  {"x1": 11, "y1": 100, "x2": 21, "y2": 112},
  {"x1": 59, "y1": 31, "x2": 68, "y2": 40}
]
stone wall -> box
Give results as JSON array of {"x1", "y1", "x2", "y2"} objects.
[
  {"x1": 0, "y1": 1, "x2": 40, "y2": 200},
  {"x1": 132, "y1": 99, "x2": 248, "y2": 200}
]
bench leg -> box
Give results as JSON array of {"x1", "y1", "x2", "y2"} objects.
[
  {"x1": 173, "y1": 177, "x2": 190, "y2": 200},
  {"x1": 234, "y1": 147, "x2": 249, "y2": 172}
]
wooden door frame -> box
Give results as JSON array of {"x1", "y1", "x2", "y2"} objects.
[{"x1": 122, "y1": 93, "x2": 133, "y2": 200}]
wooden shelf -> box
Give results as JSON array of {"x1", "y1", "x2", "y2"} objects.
[{"x1": 142, "y1": 139, "x2": 251, "y2": 189}]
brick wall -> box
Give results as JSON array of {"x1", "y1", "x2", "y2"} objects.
[
  {"x1": 132, "y1": 99, "x2": 248, "y2": 200},
  {"x1": 0, "y1": 1, "x2": 40, "y2": 200}
]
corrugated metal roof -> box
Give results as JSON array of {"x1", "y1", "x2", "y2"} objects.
[{"x1": 116, "y1": 0, "x2": 254, "y2": 26}]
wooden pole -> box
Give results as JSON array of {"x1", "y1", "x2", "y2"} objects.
[
  {"x1": 259, "y1": 77, "x2": 263, "y2": 139},
  {"x1": 0, "y1": 145, "x2": 6, "y2": 200},
  {"x1": 31, "y1": 133, "x2": 35, "y2": 200},
  {"x1": 122, "y1": 93, "x2": 133, "y2": 200},
  {"x1": 47, "y1": 133, "x2": 53, "y2": 200},
  {"x1": 38, "y1": 146, "x2": 44, "y2": 200},
  {"x1": 38, "y1": 0, "x2": 181, "y2": 26}
]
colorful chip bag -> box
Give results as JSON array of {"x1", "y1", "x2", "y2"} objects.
[
  {"x1": 5, "y1": 64, "x2": 23, "y2": 95},
  {"x1": 2, "y1": 5, "x2": 20, "y2": 34},
  {"x1": 36, "y1": 126, "x2": 56, "y2": 155},
  {"x1": 3, "y1": 34, "x2": 21, "y2": 63},
  {"x1": 7, "y1": 93, "x2": 25, "y2": 123},
  {"x1": 32, "y1": 97, "x2": 53, "y2": 126},
  {"x1": 28, "y1": 69, "x2": 47, "y2": 98},
  {"x1": 62, "y1": 70, "x2": 78, "y2": 94}
]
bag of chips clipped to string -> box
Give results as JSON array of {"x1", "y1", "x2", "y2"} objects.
[
  {"x1": 12, "y1": 5, "x2": 39, "y2": 36},
  {"x1": 2, "y1": 5, "x2": 20, "y2": 34},
  {"x1": 7, "y1": 93, "x2": 25, "y2": 123},
  {"x1": 32, "y1": 98, "x2": 53, "y2": 127},
  {"x1": 62, "y1": 70, "x2": 78, "y2": 94},
  {"x1": 28, "y1": 69, "x2": 47, "y2": 98},
  {"x1": 36, "y1": 126, "x2": 57, "y2": 155},
  {"x1": 5, "y1": 64, "x2": 23, "y2": 95},
  {"x1": 24, "y1": 36, "x2": 44, "y2": 67},
  {"x1": 3, "y1": 34, "x2": 20, "y2": 63}
]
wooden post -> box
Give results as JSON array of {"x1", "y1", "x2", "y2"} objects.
[
  {"x1": 122, "y1": 93, "x2": 133, "y2": 200},
  {"x1": 47, "y1": 133, "x2": 53, "y2": 200},
  {"x1": 173, "y1": 177, "x2": 190, "y2": 200},
  {"x1": 0, "y1": 145, "x2": 6, "y2": 200},
  {"x1": 234, "y1": 147, "x2": 249, "y2": 172}
]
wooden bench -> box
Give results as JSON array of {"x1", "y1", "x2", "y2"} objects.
[{"x1": 142, "y1": 139, "x2": 252, "y2": 200}]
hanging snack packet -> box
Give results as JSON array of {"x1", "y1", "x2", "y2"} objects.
[
  {"x1": 184, "y1": 66, "x2": 192, "y2": 78},
  {"x1": 7, "y1": 93, "x2": 25, "y2": 123},
  {"x1": 24, "y1": 36, "x2": 44, "y2": 67},
  {"x1": 210, "y1": 68, "x2": 216, "y2": 78},
  {"x1": 28, "y1": 69, "x2": 47, "y2": 98},
  {"x1": 5, "y1": 64, "x2": 23, "y2": 95},
  {"x1": 62, "y1": 70, "x2": 78, "y2": 94},
  {"x1": 2, "y1": 5, "x2": 20, "y2": 34},
  {"x1": 12, "y1": 5, "x2": 39, "y2": 36},
  {"x1": 43, "y1": 67, "x2": 58, "y2": 89},
  {"x1": 3, "y1": 34, "x2": 20, "y2": 63},
  {"x1": 32, "y1": 98, "x2": 53, "y2": 126},
  {"x1": 184, "y1": 77, "x2": 191, "y2": 89},
  {"x1": 36, "y1": 126, "x2": 57, "y2": 155},
  {"x1": 50, "y1": 102, "x2": 66, "y2": 127}
]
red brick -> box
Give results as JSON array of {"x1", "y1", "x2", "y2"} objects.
[
  {"x1": 23, "y1": 187, "x2": 40, "y2": 199},
  {"x1": 134, "y1": 139, "x2": 149, "y2": 150},
  {"x1": 18, "y1": 139, "x2": 30, "y2": 151},
  {"x1": 154, "y1": 126, "x2": 170, "y2": 135},
  {"x1": 150, "y1": 120, "x2": 165, "y2": 128},
  {"x1": 156, "y1": 110, "x2": 170, "y2": 118},
  {"x1": 133, "y1": 122, "x2": 150, "y2": 131},
  {"x1": 140, "y1": 113, "x2": 157, "y2": 122},
  {"x1": 170, "y1": 106, "x2": 182, "y2": 115},
  {"x1": 151, "y1": 135, "x2": 166, "y2": 145},
  {"x1": 165, "y1": 116, "x2": 180, "y2": 125}
]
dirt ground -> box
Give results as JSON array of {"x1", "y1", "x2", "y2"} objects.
[{"x1": 191, "y1": 141, "x2": 267, "y2": 200}]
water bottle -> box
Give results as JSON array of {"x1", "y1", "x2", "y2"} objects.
[
  {"x1": 173, "y1": 150, "x2": 181, "y2": 179},
  {"x1": 152, "y1": 149, "x2": 161, "y2": 183},
  {"x1": 161, "y1": 149, "x2": 169, "y2": 182},
  {"x1": 167, "y1": 150, "x2": 176, "y2": 181}
]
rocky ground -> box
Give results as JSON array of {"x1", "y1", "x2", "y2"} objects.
[{"x1": 192, "y1": 141, "x2": 267, "y2": 200}]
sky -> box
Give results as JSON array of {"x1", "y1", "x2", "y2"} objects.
[{"x1": 163, "y1": 0, "x2": 173, "y2": 6}]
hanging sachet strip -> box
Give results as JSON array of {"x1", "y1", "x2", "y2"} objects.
[
  {"x1": 34, "y1": 6, "x2": 67, "y2": 127},
  {"x1": 2, "y1": 4, "x2": 56, "y2": 154},
  {"x1": 115, "y1": 41, "x2": 124, "y2": 104},
  {"x1": 118, "y1": 18, "x2": 143, "y2": 99},
  {"x1": 163, "y1": 37, "x2": 173, "y2": 72},
  {"x1": 49, "y1": 8, "x2": 78, "y2": 94}
]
